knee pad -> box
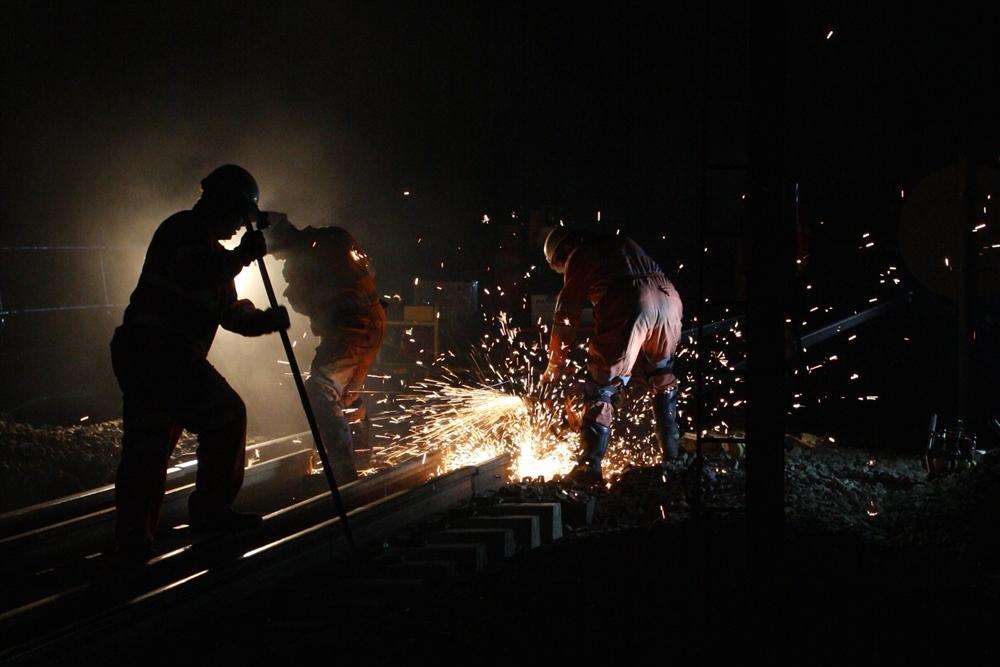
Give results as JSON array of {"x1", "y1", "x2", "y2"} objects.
[
  {"x1": 652, "y1": 386, "x2": 681, "y2": 459},
  {"x1": 584, "y1": 399, "x2": 614, "y2": 427},
  {"x1": 647, "y1": 358, "x2": 678, "y2": 394},
  {"x1": 582, "y1": 381, "x2": 621, "y2": 427}
]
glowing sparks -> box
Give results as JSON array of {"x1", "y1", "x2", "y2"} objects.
[{"x1": 349, "y1": 247, "x2": 368, "y2": 264}]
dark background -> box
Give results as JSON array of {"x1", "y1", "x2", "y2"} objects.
[{"x1": 2, "y1": 2, "x2": 997, "y2": 445}]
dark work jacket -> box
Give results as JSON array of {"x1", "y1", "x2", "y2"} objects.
[{"x1": 117, "y1": 210, "x2": 272, "y2": 358}]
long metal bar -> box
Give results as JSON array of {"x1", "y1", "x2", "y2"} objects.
[
  {"x1": 693, "y1": 3, "x2": 709, "y2": 523},
  {"x1": 957, "y1": 159, "x2": 978, "y2": 421},
  {"x1": 746, "y1": 0, "x2": 791, "y2": 578},
  {"x1": 798, "y1": 291, "x2": 914, "y2": 349},
  {"x1": 0, "y1": 303, "x2": 128, "y2": 316},
  {"x1": 0, "y1": 245, "x2": 141, "y2": 251},
  {"x1": 247, "y1": 220, "x2": 355, "y2": 550}
]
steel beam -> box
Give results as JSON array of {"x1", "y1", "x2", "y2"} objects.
[{"x1": 745, "y1": 0, "x2": 791, "y2": 577}]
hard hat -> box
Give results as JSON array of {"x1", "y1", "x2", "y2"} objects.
[
  {"x1": 200, "y1": 164, "x2": 260, "y2": 215},
  {"x1": 543, "y1": 226, "x2": 576, "y2": 273}
]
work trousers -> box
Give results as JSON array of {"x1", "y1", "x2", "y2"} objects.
[
  {"x1": 306, "y1": 304, "x2": 386, "y2": 478},
  {"x1": 110, "y1": 327, "x2": 248, "y2": 549}
]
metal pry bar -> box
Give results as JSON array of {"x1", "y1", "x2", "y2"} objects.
[{"x1": 246, "y1": 217, "x2": 356, "y2": 551}]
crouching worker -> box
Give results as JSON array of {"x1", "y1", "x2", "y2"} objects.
[
  {"x1": 262, "y1": 213, "x2": 386, "y2": 482},
  {"x1": 540, "y1": 227, "x2": 684, "y2": 485},
  {"x1": 110, "y1": 165, "x2": 289, "y2": 561}
]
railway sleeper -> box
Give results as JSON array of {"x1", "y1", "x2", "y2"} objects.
[
  {"x1": 478, "y1": 503, "x2": 563, "y2": 543},
  {"x1": 425, "y1": 528, "x2": 515, "y2": 562},
  {"x1": 390, "y1": 543, "x2": 488, "y2": 574},
  {"x1": 454, "y1": 515, "x2": 541, "y2": 551}
]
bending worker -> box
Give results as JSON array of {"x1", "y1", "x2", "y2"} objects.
[
  {"x1": 262, "y1": 214, "x2": 386, "y2": 481},
  {"x1": 110, "y1": 164, "x2": 289, "y2": 561},
  {"x1": 540, "y1": 227, "x2": 684, "y2": 484}
]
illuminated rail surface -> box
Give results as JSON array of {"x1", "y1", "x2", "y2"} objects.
[
  {"x1": 0, "y1": 431, "x2": 317, "y2": 574},
  {"x1": 0, "y1": 431, "x2": 313, "y2": 539},
  {"x1": 0, "y1": 436, "x2": 476, "y2": 659}
]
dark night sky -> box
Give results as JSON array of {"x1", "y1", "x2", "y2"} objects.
[
  {"x1": 1, "y1": 1, "x2": 997, "y2": 426},
  {"x1": 3, "y1": 2, "x2": 996, "y2": 254}
]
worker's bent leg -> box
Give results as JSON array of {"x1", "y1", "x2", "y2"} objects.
[
  {"x1": 647, "y1": 357, "x2": 682, "y2": 463},
  {"x1": 575, "y1": 304, "x2": 650, "y2": 482},
  {"x1": 348, "y1": 398, "x2": 374, "y2": 469},
  {"x1": 183, "y1": 364, "x2": 250, "y2": 523},
  {"x1": 305, "y1": 368, "x2": 357, "y2": 482},
  {"x1": 341, "y1": 335, "x2": 383, "y2": 470},
  {"x1": 114, "y1": 401, "x2": 181, "y2": 550},
  {"x1": 308, "y1": 307, "x2": 385, "y2": 481},
  {"x1": 637, "y1": 282, "x2": 683, "y2": 465},
  {"x1": 568, "y1": 384, "x2": 618, "y2": 483},
  {"x1": 111, "y1": 329, "x2": 185, "y2": 553}
]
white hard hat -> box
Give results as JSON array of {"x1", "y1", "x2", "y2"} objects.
[{"x1": 544, "y1": 226, "x2": 575, "y2": 273}]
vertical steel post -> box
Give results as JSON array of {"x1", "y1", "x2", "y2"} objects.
[
  {"x1": 745, "y1": 0, "x2": 791, "y2": 576},
  {"x1": 957, "y1": 159, "x2": 978, "y2": 423},
  {"x1": 97, "y1": 248, "x2": 111, "y2": 309}
]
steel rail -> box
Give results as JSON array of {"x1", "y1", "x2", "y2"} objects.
[
  {"x1": 0, "y1": 451, "x2": 444, "y2": 621},
  {"x1": 0, "y1": 445, "x2": 314, "y2": 576},
  {"x1": 0, "y1": 453, "x2": 507, "y2": 662},
  {"x1": 1, "y1": 448, "x2": 445, "y2": 617},
  {"x1": 0, "y1": 431, "x2": 311, "y2": 540}
]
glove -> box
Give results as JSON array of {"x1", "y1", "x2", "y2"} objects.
[
  {"x1": 263, "y1": 306, "x2": 291, "y2": 332},
  {"x1": 236, "y1": 230, "x2": 267, "y2": 266}
]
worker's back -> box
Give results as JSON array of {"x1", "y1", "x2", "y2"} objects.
[
  {"x1": 121, "y1": 211, "x2": 238, "y2": 357},
  {"x1": 566, "y1": 235, "x2": 671, "y2": 312},
  {"x1": 265, "y1": 220, "x2": 379, "y2": 337}
]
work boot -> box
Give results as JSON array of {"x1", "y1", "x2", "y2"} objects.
[
  {"x1": 189, "y1": 507, "x2": 263, "y2": 534},
  {"x1": 565, "y1": 420, "x2": 611, "y2": 486},
  {"x1": 659, "y1": 452, "x2": 691, "y2": 478},
  {"x1": 652, "y1": 388, "x2": 682, "y2": 466},
  {"x1": 315, "y1": 405, "x2": 358, "y2": 481},
  {"x1": 308, "y1": 446, "x2": 358, "y2": 484},
  {"x1": 350, "y1": 415, "x2": 374, "y2": 470}
]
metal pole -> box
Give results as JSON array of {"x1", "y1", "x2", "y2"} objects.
[
  {"x1": 247, "y1": 220, "x2": 356, "y2": 550},
  {"x1": 693, "y1": 0, "x2": 709, "y2": 525},
  {"x1": 957, "y1": 159, "x2": 978, "y2": 423},
  {"x1": 746, "y1": 0, "x2": 790, "y2": 577},
  {"x1": 98, "y1": 249, "x2": 112, "y2": 313}
]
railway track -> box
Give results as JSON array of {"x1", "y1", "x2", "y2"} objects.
[
  {"x1": 0, "y1": 433, "x2": 509, "y2": 662},
  {"x1": 0, "y1": 431, "x2": 314, "y2": 534},
  {"x1": 0, "y1": 432, "x2": 314, "y2": 567},
  {"x1": 1, "y1": 301, "x2": 915, "y2": 662}
]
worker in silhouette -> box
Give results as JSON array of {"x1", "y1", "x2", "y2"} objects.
[
  {"x1": 110, "y1": 165, "x2": 289, "y2": 562},
  {"x1": 262, "y1": 214, "x2": 386, "y2": 481},
  {"x1": 541, "y1": 226, "x2": 684, "y2": 485}
]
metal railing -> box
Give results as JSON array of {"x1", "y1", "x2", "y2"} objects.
[{"x1": 0, "y1": 245, "x2": 139, "y2": 319}]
